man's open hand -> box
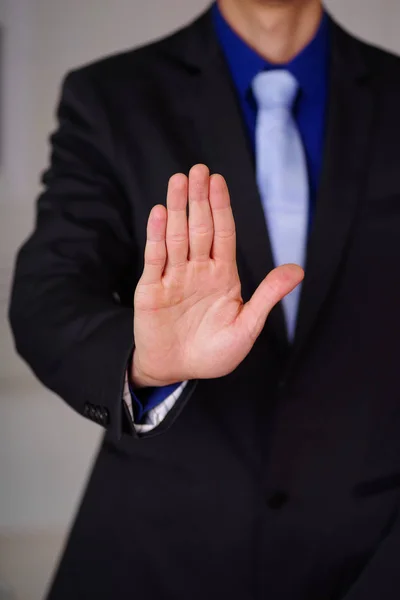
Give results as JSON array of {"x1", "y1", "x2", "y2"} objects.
[{"x1": 132, "y1": 164, "x2": 303, "y2": 387}]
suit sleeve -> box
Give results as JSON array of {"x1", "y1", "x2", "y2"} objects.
[
  {"x1": 342, "y1": 505, "x2": 400, "y2": 599},
  {"x1": 9, "y1": 69, "x2": 138, "y2": 440}
]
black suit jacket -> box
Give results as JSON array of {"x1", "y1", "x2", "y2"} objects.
[{"x1": 9, "y1": 7, "x2": 400, "y2": 600}]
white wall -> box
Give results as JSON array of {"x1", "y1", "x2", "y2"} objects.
[{"x1": 1, "y1": 1, "x2": 400, "y2": 598}]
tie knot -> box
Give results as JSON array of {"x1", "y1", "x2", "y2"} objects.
[{"x1": 252, "y1": 70, "x2": 299, "y2": 111}]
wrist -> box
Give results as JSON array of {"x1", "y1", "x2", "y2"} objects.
[{"x1": 130, "y1": 350, "x2": 175, "y2": 389}]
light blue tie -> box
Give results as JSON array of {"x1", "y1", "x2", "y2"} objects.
[{"x1": 252, "y1": 70, "x2": 308, "y2": 342}]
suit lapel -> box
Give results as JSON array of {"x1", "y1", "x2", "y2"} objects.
[{"x1": 289, "y1": 22, "x2": 375, "y2": 364}]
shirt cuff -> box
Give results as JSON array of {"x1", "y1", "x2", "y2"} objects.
[{"x1": 123, "y1": 371, "x2": 188, "y2": 433}]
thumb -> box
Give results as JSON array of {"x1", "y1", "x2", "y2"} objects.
[{"x1": 239, "y1": 264, "x2": 304, "y2": 341}]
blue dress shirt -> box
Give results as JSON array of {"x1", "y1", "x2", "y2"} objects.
[{"x1": 131, "y1": 3, "x2": 331, "y2": 422}]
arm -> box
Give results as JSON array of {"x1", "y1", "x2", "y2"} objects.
[{"x1": 9, "y1": 69, "x2": 142, "y2": 440}]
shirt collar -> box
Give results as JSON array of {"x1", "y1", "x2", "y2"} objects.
[{"x1": 212, "y1": 2, "x2": 331, "y2": 102}]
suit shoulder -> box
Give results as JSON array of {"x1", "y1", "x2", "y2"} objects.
[
  {"x1": 64, "y1": 11, "x2": 204, "y2": 92},
  {"x1": 356, "y1": 34, "x2": 400, "y2": 80}
]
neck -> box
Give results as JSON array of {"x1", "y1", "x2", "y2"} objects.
[{"x1": 216, "y1": 0, "x2": 323, "y2": 64}]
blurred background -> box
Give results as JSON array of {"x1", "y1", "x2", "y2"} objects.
[{"x1": 0, "y1": 0, "x2": 400, "y2": 598}]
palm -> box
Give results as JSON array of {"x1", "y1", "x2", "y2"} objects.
[
  {"x1": 135, "y1": 253, "x2": 245, "y2": 383},
  {"x1": 133, "y1": 165, "x2": 303, "y2": 387}
]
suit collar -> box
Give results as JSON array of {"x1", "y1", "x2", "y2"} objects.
[
  {"x1": 162, "y1": 7, "x2": 370, "y2": 81},
  {"x1": 156, "y1": 6, "x2": 217, "y2": 72}
]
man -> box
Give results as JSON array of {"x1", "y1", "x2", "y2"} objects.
[{"x1": 9, "y1": 0, "x2": 400, "y2": 598}]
